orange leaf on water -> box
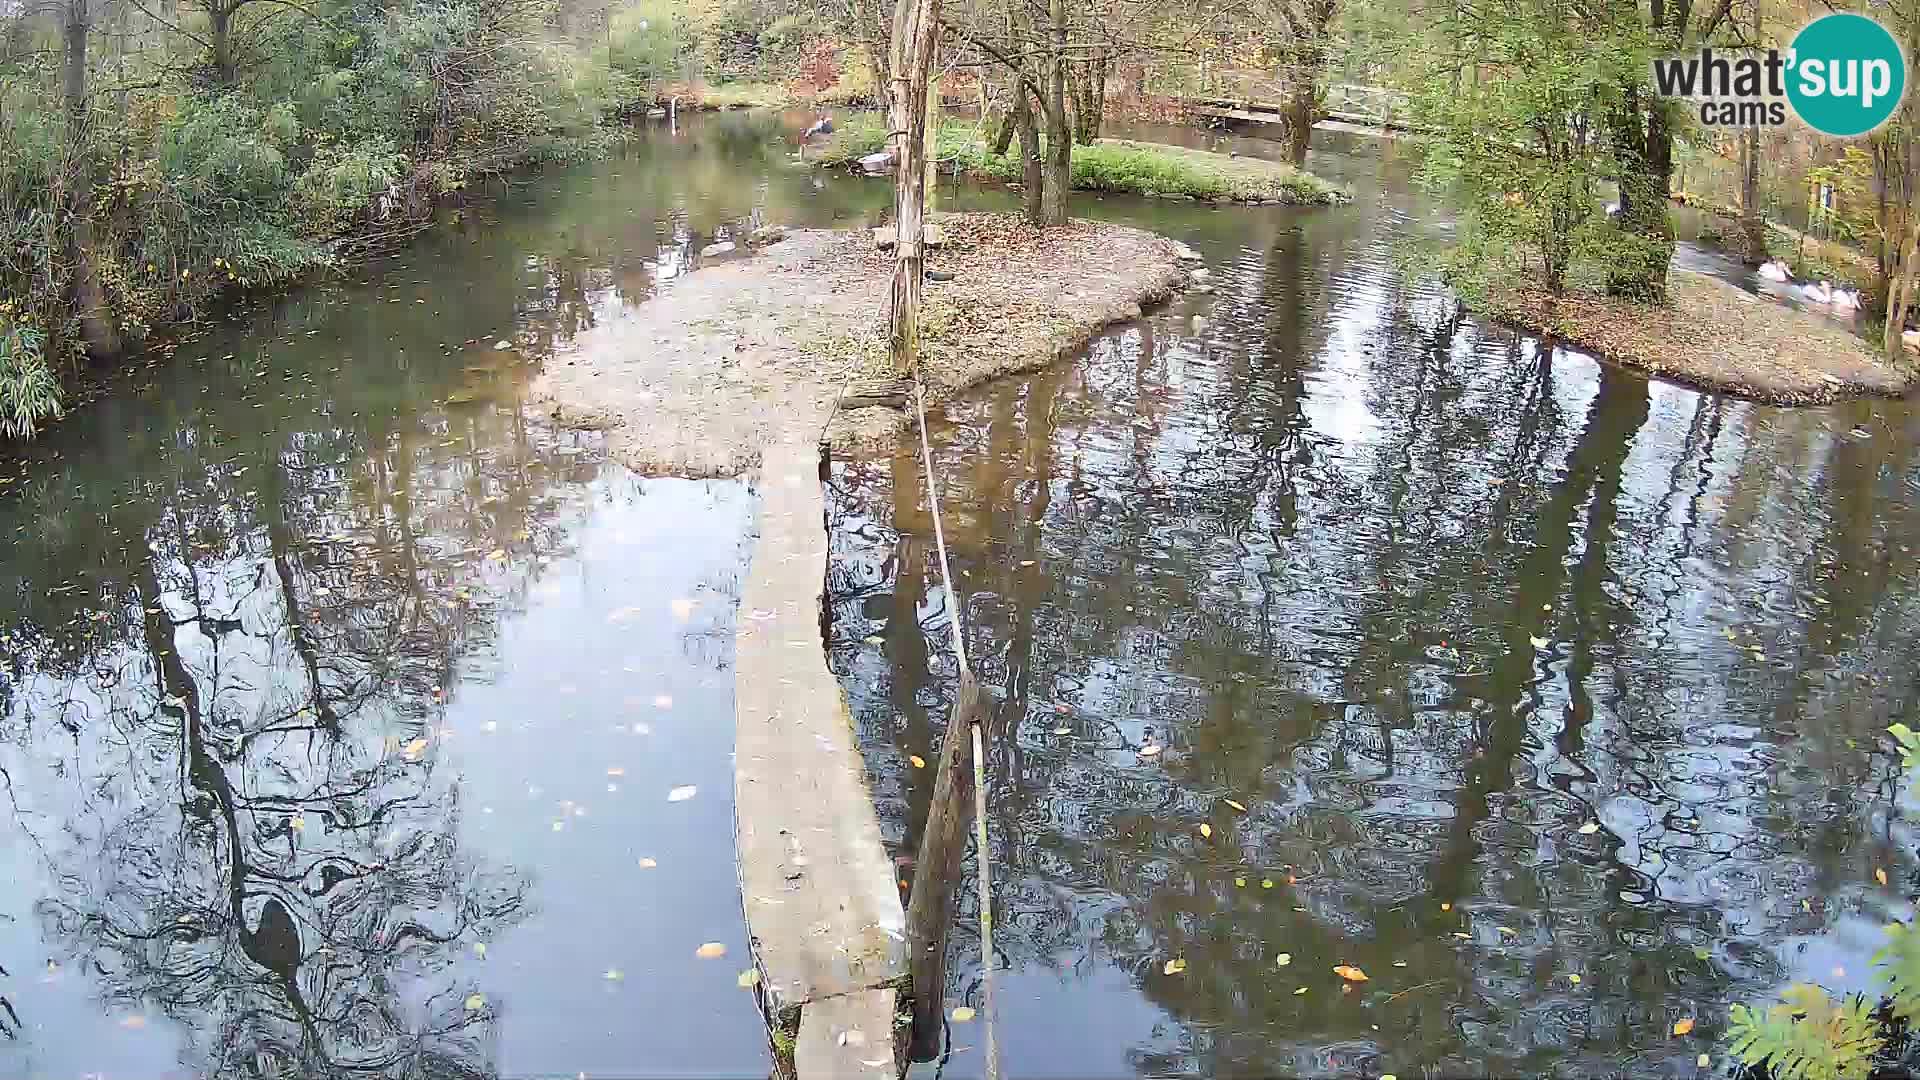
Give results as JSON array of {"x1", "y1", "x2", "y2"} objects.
[
  {"x1": 1673, "y1": 1018, "x2": 1695, "y2": 1036},
  {"x1": 1333, "y1": 965, "x2": 1368, "y2": 982}
]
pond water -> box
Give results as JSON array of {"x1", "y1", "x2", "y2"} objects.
[{"x1": 1, "y1": 108, "x2": 1916, "y2": 1079}]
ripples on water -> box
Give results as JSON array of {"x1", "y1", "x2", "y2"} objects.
[
  {"x1": 1, "y1": 108, "x2": 1916, "y2": 1079},
  {"x1": 828, "y1": 143, "x2": 1920, "y2": 1077}
]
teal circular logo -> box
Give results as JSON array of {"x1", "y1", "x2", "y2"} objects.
[{"x1": 1787, "y1": 13, "x2": 1906, "y2": 136}]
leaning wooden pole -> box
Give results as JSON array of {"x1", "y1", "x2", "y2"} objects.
[
  {"x1": 904, "y1": 671, "x2": 980, "y2": 1058},
  {"x1": 886, "y1": 0, "x2": 941, "y2": 373}
]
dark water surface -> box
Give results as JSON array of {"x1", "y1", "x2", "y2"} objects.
[
  {"x1": 825, "y1": 124, "x2": 1920, "y2": 1077},
  {"x1": 2, "y1": 109, "x2": 1915, "y2": 1079}
]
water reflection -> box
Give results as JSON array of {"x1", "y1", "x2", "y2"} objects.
[
  {"x1": 828, "y1": 154, "x2": 1920, "y2": 1077},
  {"x1": 0, "y1": 114, "x2": 790, "y2": 1079}
]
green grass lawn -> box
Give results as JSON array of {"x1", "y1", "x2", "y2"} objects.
[{"x1": 811, "y1": 115, "x2": 1348, "y2": 205}]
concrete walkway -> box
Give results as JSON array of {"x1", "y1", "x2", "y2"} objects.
[{"x1": 734, "y1": 436, "x2": 909, "y2": 1077}]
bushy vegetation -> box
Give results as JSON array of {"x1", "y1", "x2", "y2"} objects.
[
  {"x1": 814, "y1": 115, "x2": 1346, "y2": 204},
  {"x1": 0, "y1": 0, "x2": 882, "y2": 438}
]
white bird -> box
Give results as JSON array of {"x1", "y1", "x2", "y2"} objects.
[
  {"x1": 1758, "y1": 258, "x2": 1791, "y2": 282},
  {"x1": 1831, "y1": 286, "x2": 1862, "y2": 311},
  {"x1": 1802, "y1": 280, "x2": 1834, "y2": 303}
]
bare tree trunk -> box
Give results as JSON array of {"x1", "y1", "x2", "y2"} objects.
[
  {"x1": 1039, "y1": 0, "x2": 1070, "y2": 226},
  {"x1": 1014, "y1": 83, "x2": 1043, "y2": 224},
  {"x1": 64, "y1": 0, "x2": 118, "y2": 359},
  {"x1": 208, "y1": 1, "x2": 236, "y2": 84},
  {"x1": 1284, "y1": 79, "x2": 1314, "y2": 166},
  {"x1": 1887, "y1": 212, "x2": 1919, "y2": 364},
  {"x1": 1739, "y1": 124, "x2": 1767, "y2": 263},
  {"x1": 1067, "y1": 62, "x2": 1095, "y2": 144},
  {"x1": 905, "y1": 675, "x2": 982, "y2": 1059},
  {"x1": 885, "y1": 0, "x2": 940, "y2": 372},
  {"x1": 925, "y1": 48, "x2": 938, "y2": 217}
]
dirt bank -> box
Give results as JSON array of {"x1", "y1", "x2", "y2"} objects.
[
  {"x1": 530, "y1": 213, "x2": 1190, "y2": 475},
  {"x1": 1487, "y1": 270, "x2": 1914, "y2": 405}
]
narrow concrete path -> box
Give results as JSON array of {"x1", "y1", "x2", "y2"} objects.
[{"x1": 735, "y1": 435, "x2": 909, "y2": 1076}]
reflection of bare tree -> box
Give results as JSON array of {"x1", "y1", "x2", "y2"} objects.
[{"x1": 1, "y1": 374, "x2": 603, "y2": 1076}]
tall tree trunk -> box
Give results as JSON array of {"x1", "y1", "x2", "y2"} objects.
[
  {"x1": 1014, "y1": 82, "x2": 1043, "y2": 224},
  {"x1": 1284, "y1": 78, "x2": 1314, "y2": 166},
  {"x1": 885, "y1": 0, "x2": 940, "y2": 372},
  {"x1": 208, "y1": 2, "x2": 236, "y2": 85},
  {"x1": 1606, "y1": 88, "x2": 1675, "y2": 301},
  {"x1": 64, "y1": 0, "x2": 118, "y2": 359},
  {"x1": 1067, "y1": 62, "x2": 1095, "y2": 144},
  {"x1": 1739, "y1": 124, "x2": 1766, "y2": 263},
  {"x1": 924, "y1": 49, "x2": 938, "y2": 217},
  {"x1": 1039, "y1": 0, "x2": 1070, "y2": 226}
]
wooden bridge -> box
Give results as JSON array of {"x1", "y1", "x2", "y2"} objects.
[{"x1": 1178, "y1": 83, "x2": 1417, "y2": 136}]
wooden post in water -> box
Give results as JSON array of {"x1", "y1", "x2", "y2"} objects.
[{"x1": 904, "y1": 670, "x2": 984, "y2": 1058}]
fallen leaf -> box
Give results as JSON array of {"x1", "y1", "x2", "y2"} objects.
[
  {"x1": 1673, "y1": 1018, "x2": 1695, "y2": 1036},
  {"x1": 465, "y1": 993, "x2": 486, "y2": 1011},
  {"x1": 696, "y1": 942, "x2": 727, "y2": 959},
  {"x1": 671, "y1": 597, "x2": 695, "y2": 619},
  {"x1": 910, "y1": 755, "x2": 926, "y2": 769},
  {"x1": 486, "y1": 548, "x2": 507, "y2": 562},
  {"x1": 1878, "y1": 867, "x2": 1889, "y2": 886},
  {"x1": 473, "y1": 942, "x2": 487, "y2": 957},
  {"x1": 1441, "y1": 902, "x2": 1451, "y2": 911},
  {"x1": 1139, "y1": 744, "x2": 1162, "y2": 758},
  {"x1": 1224, "y1": 799, "x2": 1247, "y2": 813},
  {"x1": 1293, "y1": 986, "x2": 1309, "y2": 995},
  {"x1": 1164, "y1": 958, "x2": 1187, "y2": 975},
  {"x1": 1262, "y1": 878, "x2": 1275, "y2": 889},
  {"x1": 402, "y1": 737, "x2": 429, "y2": 760},
  {"x1": 604, "y1": 968, "x2": 624, "y2": 980},
  {"x1": 1382, "y1": 1074, "x2": 1398, "y2": 1080},
  {"x1": 1275, "y1": 953, "x2": 1292, "y2": 967},
  {"x1": 1334, "y1": 965, "x2": 1369, "y2": 982},
  {"x1": 639, "y1": 857, "x2": 658, "y2": 868},
  {"x1": 668, "y1": 785, "x2": 698, "y2": 802},
  {"x1": 607, "y1": 767, "x2": 626, "y2": 777},
  {"x1": 1693, "y1": 947, "x2": 1710, "y2": 961},
  {"x1": 1578, "y1": 822, "x2": 1600, "y2": 834},
  {"x1": 1697, "y1": 1054, "x2": 1711, "y2": 1068},
  {"x1": 1235, "y1": 876, "x2": 1247, "y2": 887},
  {"x1": 951, "y1": 1006, "x2": 976, "y2": 1022},
  {"x1": 1199, "y1": 824, "x2": 1213, "y2": 838},
  {"x1": 1568, "y1": 973, "x2": 1581, "y2": 984},
  {"x1": 119, "y1": 1015, "x2": 147, "y2": 1029},
  {"x1": 738, "y1": 968, "x2": 761, "y2": 988},
  {"x1": 1529, "y1": 635, "x2": 1549, "y2": 649}
]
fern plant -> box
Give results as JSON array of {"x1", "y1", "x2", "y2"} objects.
[
  {"x1": 1876, "y1": 920, "x2": 1920, "y2": 1024},
  {"x1": 1726, "y1": 984, "x2": 1880, "y2": 1080}
]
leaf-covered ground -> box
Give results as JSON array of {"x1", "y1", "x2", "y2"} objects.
[
  {"x1": 1487, "y1": 271, "x2": 1913, "y2": 405},
  {"x1": 529, "y1": 212, "x2": 1190, "y2": 474}
]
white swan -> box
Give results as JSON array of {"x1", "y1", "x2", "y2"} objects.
[
  {"x1": 1758, "y1": 258, "x2": 1790, "y2": 282},
  {"x1": 1831, "y1": 286, "x2": 1862, "y2": 311},
  {"x1": 1802, "y1": 280, "x2": 1834, "y2": 303}
]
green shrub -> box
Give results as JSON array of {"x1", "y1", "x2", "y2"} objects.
[{"x1": 0, "y1": 320, "x2": 61, "y2": 440}]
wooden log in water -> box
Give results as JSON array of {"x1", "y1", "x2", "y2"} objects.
[{"x1": 904, "y1": 670, "x2": 985, "y2": 1060}]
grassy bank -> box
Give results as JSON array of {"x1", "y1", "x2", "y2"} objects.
[{"x1": 812, "y1": 115, "x2": 1348, "y2": 205}]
